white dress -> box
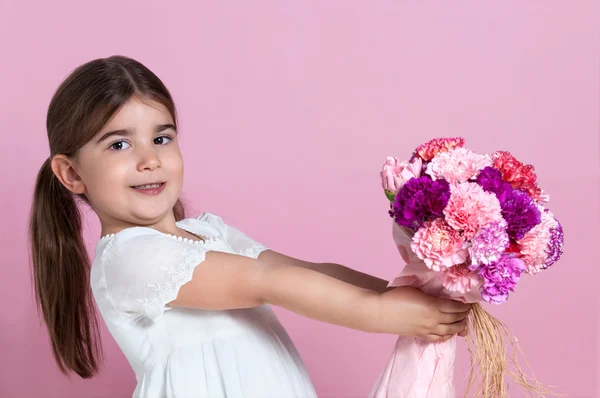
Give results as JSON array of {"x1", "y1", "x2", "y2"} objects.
[{"x1": 91, "y1": 212, "x2": 317, "y2": 398}]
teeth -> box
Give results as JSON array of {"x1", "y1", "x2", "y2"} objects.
[{"x1": 135, "y1": 183, "x2": 162, "y2": 189}]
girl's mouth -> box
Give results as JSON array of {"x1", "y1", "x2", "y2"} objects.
[{"x1": 131, "y1": 182, "x2": 166, "y2": 195}]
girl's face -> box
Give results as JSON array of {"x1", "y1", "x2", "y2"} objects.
[{"x1": 74, "y1": 96, "x2": 184, "y2": 229}]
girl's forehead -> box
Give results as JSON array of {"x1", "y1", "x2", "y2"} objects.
[{"x1": 99, "y1": 97, "x2": 174, "y2": 131}]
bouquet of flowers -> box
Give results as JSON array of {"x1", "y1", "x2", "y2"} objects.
[{"x1": 370, "y1": 137, "x2": 564, "y2": 398}]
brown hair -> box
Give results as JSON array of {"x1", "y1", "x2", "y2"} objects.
[{"x1": 29, "y1": 55, "x2": 185, "y2": 378}]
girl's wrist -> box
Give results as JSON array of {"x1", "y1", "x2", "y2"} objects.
[{"x1": 361, "y1": 290, "x2": 386, "y2": 334}]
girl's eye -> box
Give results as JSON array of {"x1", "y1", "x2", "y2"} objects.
[
  {"x1": 154, "y1": 135, "x2": 173, "y2": 145},
  {"x1": 110, "y1": 141, "x2": 130, "y2": 151}
]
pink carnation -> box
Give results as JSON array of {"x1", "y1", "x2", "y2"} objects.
[
  {"x1": 380, "y1": 156, "x2": 423, "y2": 195},
  {"x1": 426, "y1": 147, "x2": 492, "y2": 184},
  {"x1": 517, "y1": 206, "x2": 558, "y2": 274},
  {"x1": 411, "y1": 218, "x2": 468, "y2": 271},
  {"x1": 443, "y1": 182, "x2": 503, "y2": 239},
  {"x1": 441, "y1": 263, "x2": 481, "y2": 294}
]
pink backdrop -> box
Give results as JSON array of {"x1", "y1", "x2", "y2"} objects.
[{"x1": 1, "y1": 1, "x2": 598, "y2": 397}]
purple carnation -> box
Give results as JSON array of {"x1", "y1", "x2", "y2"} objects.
[
  {"x1": 479, "y1": 254, "x2": 526, "y2": 304},
  {"x1": 544, "y1": 218, "x2": 564, "y2": 268},
  {"x1": 468, "y1": 220, "x2": 510, "y2": 271},
  {"x1": 392, "y1": 176, "x2": 450, "y2": 230},
  {"x1": 501, "y1": 189, "x2": 541, "y2": 240},
  {"x1": 475, "y1": 166, "x2": 512, "y2": 202},
  {"x1": 476, "y1": 167, "x2": 541, "y2": 240}
]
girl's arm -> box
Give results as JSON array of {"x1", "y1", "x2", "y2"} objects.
[
  {"x1": 169, "y1": 251, "x2": 470, "y2": 341},
  {"x1": 258, "y1": 250, "x2": 392, "y2": 293}
]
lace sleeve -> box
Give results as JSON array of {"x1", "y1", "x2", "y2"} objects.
[
  {"x1": 100, "y1": 228, "x2": 208, "y2": 320},
  {"x1": 199, "y1": 213, "x2": 269, "y2": 259}
]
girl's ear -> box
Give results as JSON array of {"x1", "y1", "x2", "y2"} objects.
[{"x1": 51, "y1": 154, "x2": 87, "y2": 195}]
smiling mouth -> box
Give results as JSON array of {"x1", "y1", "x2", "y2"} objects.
[{"x1": 131, "y1": 182, "x2": 165, "y2": 189}]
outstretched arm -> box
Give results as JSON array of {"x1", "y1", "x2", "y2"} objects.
[
  {"x1": 256, "y1": 250, "x2": 467, "y2": 338},
  {"x1": 258, "y1": 250, "x2": 393, "y2": 294},
  {"x1": 214, "y1": 214, "x2": 392, "y2": 293},
  {"x1": 169, "y1": 251, "x2": 470, "y2": 341}
]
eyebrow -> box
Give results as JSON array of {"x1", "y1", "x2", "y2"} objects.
[{"x1": 96, "y1": 124, "x2": 177, "y2": 144}]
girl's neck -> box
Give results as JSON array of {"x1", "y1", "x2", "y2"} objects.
[{"x1": 99, "y1": 211, "x2": 203, "y2": 241}]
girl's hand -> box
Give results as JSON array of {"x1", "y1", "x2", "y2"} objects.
[{"x1": 375, "y1": 287, "x2": 471, "y2": 342}]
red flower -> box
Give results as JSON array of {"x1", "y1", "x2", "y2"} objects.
[
  {"x1": 414, "y1": 137, "x2": 466, "y2": 161},
  {"x1": 491, "y1": 151, "x2": 543, "y2": 200},
  {"x1": 506, "y1": 240, "x2": 521, "y2": 254}
]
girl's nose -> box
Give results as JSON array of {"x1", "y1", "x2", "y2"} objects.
[{"x1": 137, "y1": 148, "x2": 161, "y2": 172}]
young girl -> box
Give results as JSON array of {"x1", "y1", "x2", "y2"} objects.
[{"x1": 29, "y1": 55, "x2": 471, "y2": 397}]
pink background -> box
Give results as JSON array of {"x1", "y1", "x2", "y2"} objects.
[{"x1": 1, "y1": 1, "x2": 599, "y2": 397}]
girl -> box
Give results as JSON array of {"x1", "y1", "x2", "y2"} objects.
[{"x1": 29, "y1": 55, "x2": 471, "y2": 397}]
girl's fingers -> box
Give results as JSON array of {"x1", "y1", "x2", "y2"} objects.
[
  {"x1": 425, "y1": 328, "x2": 467, "y2": 342},
  {"x1": 433, "y1": 319, "x2": 468, "y2": 336},
  {"x1": 438, "y1": 310, "x2": 470, "y2": 324},
  {"x1": 435, "y1": 298, "x2": 472, "y2": 314}
]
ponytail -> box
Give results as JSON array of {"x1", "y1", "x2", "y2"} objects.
[
  {"x1": 29, "y1": 159, "x2": 102, "y2": 378},
  {"x1": 173, "y1": 198, "x2": 186, "y2": 221}
]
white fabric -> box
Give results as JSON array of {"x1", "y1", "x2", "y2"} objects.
[{"x1": 91, "y1": 212, "x2": 317, "y2": 398}]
